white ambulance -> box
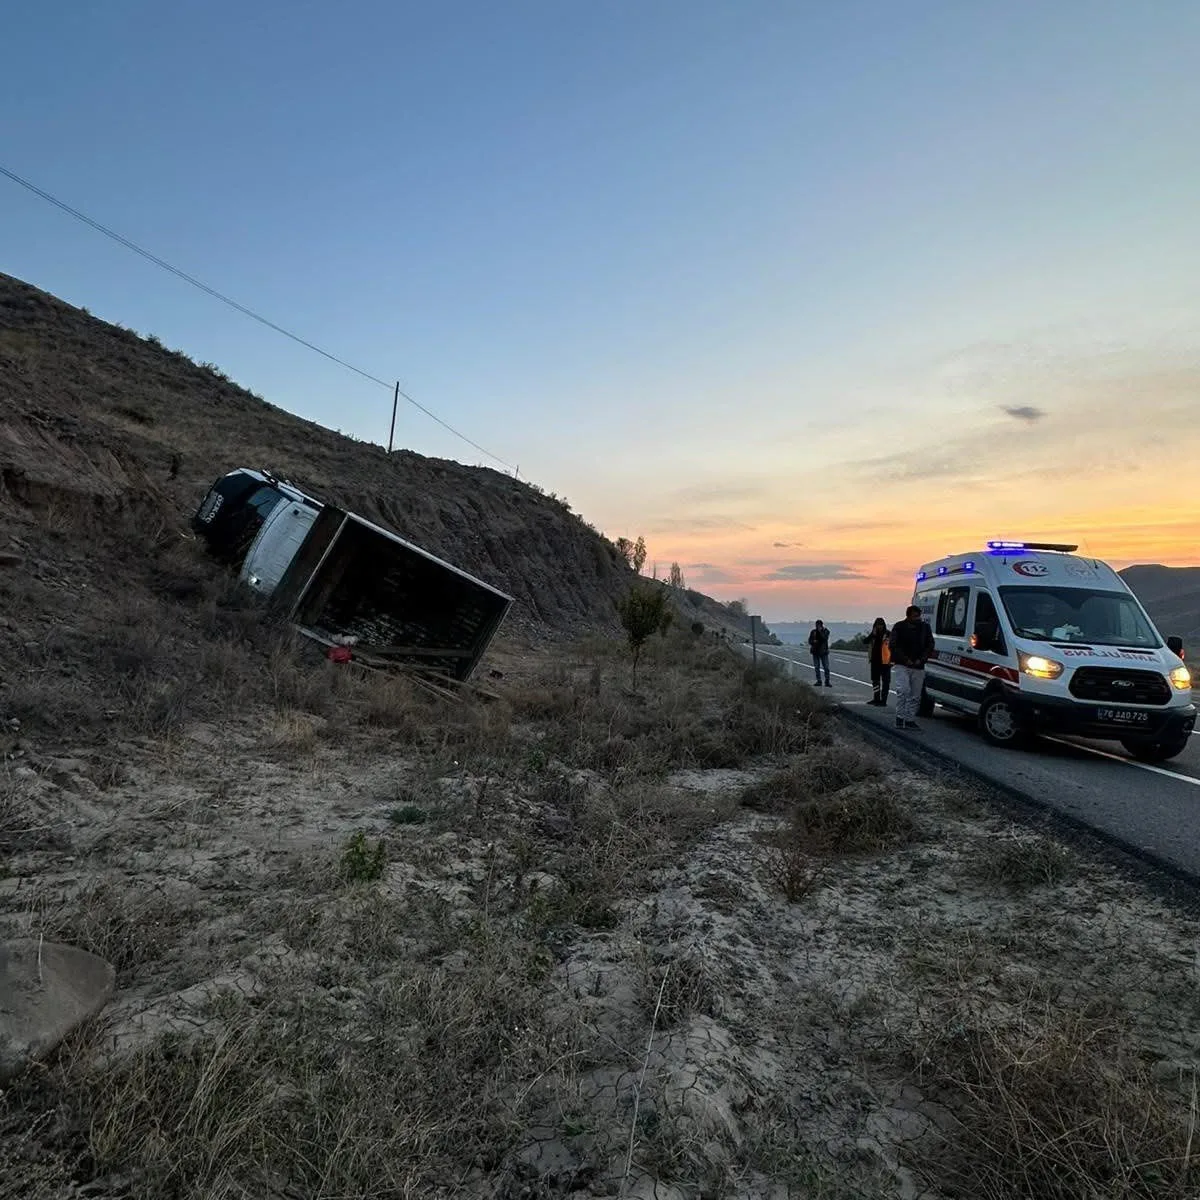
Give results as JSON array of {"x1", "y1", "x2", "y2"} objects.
[{"x1": 911, "y1": 541, "x2": 1194, "y2": 762}]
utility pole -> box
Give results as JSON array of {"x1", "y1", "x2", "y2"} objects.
[
  {"x1": 751, "y1": 614, "x2": 758, "y2": 669},
  {"x1": 387, "y1": 381, "x2": 399, "y2": 454}
]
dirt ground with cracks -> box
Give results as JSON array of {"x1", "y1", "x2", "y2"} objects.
[{"x1": 2, "y1": 632, "x2": 1199, "y2": 1200}]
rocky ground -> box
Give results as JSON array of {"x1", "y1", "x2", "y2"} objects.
[{"x1": 3, "y1": 630, "x2": 1198, "y2": 1200}]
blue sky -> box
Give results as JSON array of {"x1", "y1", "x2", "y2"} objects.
[{"x1": 4, "y1": 1, "x2": 1199, "y2": 620}]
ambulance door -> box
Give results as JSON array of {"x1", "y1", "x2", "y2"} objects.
[{"x1": 969, "y1": 588, "x2": 1011, "y2": 693}]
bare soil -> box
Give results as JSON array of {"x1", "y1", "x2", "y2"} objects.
[{"x1": 2, "y1": 631, "x2": 1198, "y2": 1200}]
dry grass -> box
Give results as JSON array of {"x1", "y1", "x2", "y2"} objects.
[
  {"x1": 31, "y1": 879, "x2": 198, "y2": 980},
  {"x1": 7, "y1": 922, "x2": 584, "y2": 1200},
  {"x1": 636, "y1": 948, "x2": 720, "y2": 1029},
  {"x1": 2, "y1": 634, "x2": 815, "y2": 1197},
  {"x1": 741, "y1": 741, "x2": 880, "y2": 812},
  {"x1": 977, "y1": 833, "x2": 1078, "y2": 890},
  {"x1": 912, "y1": 1003, "x2": 1200, "y2": 1199},
  {"x1": 505, "y1": 634, "x2": 828, "y2": 781},
  {"x1": 761, "y1": 836, "x2": 828, "y2": 902},
  {"x1": 521, "y1": 781, "x2": 740, "y2": 936},
  {"x1": 0, "y1": 772, "x2": 69, "y2": 855},
  {"x1": 789, "y1": 780, "x2": 916, "y2": 856},
  {"x1": 758, "y1": 778, "x2": 914, "y2": 903}
]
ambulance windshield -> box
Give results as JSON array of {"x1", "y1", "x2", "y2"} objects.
[{"x1": 998, "y1": 586, "x2": 1160, "y2": 648}]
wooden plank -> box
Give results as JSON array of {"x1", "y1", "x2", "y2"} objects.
[
  {"x1": 364, "y1": 645, "x2": 475, "y2": 660},
  {"x1": 342, "y1": 656, "x2": 463, "y2": 703}
]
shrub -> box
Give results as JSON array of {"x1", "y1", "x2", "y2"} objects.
[
  {"x1": 789, "y1": 781, "x2": 914, "y2": 856},
  {"x1": 339, "y1": 831, "x2": 387, "y2": 883},
  {"x1": 978, "y1": 835, "x2": 1077, "y2": 890},
  {"x1": 389, "y1": 804, "x2": 429, "y2": 825},
  {"x1": 741, "y1": 743, "x2": 880, "y2": 811},
  {"x1": 616, "y1": 583, "x2": 672, "y2": 692}
]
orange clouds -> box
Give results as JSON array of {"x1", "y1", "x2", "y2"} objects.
[{"x1": 598, "y1": 339, "x2": 1200, "y2": 620}]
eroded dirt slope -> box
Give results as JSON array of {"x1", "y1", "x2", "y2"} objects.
[{"x1": 0, "y1": 270, "x2": 656, "y2": 635}]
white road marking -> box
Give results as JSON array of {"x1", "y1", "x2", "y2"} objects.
[
  {"x1": 830, "y1": 671, "x2": 873, "y2": 687},
  {"x1": 1041, "y1": 735, "x2": 1200, "y2": 788},
  {"x1": 755, "y1": 649, "x2": 873, "y2": 689}
]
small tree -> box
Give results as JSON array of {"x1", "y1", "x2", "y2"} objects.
[
  {"x1": 668, "y1": 562, "x2": 685, "y2": 590},
  {"x1": 726, "y1": 598, "x2": 748, "y2": 619},
  {"x1": 617, "y1": 583, "x2": 671, "y2": 691},
  {"x1": 632, "y1": 536, "x2": 648, "y2": 575},
  {"x1": 614, "y1": 537, "x2": 635, "y2": 568}
]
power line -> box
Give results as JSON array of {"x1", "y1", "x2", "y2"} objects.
[{"x1": 0, "y1": 163, "x2": 515, "y2": 470}]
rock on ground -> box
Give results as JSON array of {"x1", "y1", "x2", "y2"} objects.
[{"x1": 0, "y1": 938, "x2": 115, "y2": 1081}]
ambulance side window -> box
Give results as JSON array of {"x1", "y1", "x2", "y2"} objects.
[
  {"x1": 936, "y1": 587, "x2": 970, "y2": 637},
  {"x1": 973, "y1": 591, "x2": 1005, "y2": 654}
]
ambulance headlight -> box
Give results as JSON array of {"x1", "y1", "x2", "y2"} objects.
[
  {"x1": 1169, "y1": 665, "x2": 1192, "y2": 690},
  {"x1": 1018, "y1": 652, "x2": 1064, "y2": 680}
]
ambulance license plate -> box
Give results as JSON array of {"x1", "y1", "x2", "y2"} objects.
[{"x1": 1096, "y1": 708, "x2": 1149, "y2": 725}]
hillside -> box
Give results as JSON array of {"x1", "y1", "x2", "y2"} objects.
[
  {"x1": 1121, "y1": 564, "x2": 1200, "y2": 646},
  {"x1": 0, "y1": 272, "x2": 756, "y2": 743},
  {"x1": 0, "y1": 272, "x2": 648, "y2": 632},
  {"x1": 0, "y1": 273, "x2": 760, "y2": 631}
]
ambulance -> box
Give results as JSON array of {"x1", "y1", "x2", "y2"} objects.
[{"x1": 911, "y1": 541, "x2": 1194, "y2": 762}]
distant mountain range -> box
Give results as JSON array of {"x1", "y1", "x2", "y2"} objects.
[
  {"x1": 770, "y1": 621, "x2": 871, "y2": 646},
  {"x1": 769, "y1": 566, "x2": 1200, "y2": 653},
  {"x1": 1121, "y1": 565, "x2": 1200, "y2": 646}
]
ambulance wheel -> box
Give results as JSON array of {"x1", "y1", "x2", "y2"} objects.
[
  {"x1": 978, "y1": 693, "x2": 1024, "y2": 748},
  {"x1": 917, "y1": 687, "x2": 935, "y2": 718},
  {"x1": 1120, "y1": 736, "x2": 1188, "y2": 763}
]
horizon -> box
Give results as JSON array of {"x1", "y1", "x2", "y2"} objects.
[{"x1": 4, "y1": 1, "x2": 1199, "y2": 622}]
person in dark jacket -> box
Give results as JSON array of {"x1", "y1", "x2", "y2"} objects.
[
  {"x1": 808, "y1": 620, "x2": 832, "y2": 687},
  {"x1": 866, "y1": 617, "x2": 892, "y2": 706},
  {"x1": 888, "y1": 606, "x2": 935, "y2": 730}
]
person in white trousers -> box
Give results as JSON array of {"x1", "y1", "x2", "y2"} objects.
[{"x1": 888, "y1": 606, "x2": 935, "y2": 730}]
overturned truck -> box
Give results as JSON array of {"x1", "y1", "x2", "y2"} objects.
[{"x1": 191, "y1": 468, "x2": 511, "y2": 681}]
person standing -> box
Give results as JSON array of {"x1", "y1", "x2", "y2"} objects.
[
  {"x1": 888, "y1": 606, "x2": 934, "y2": 730},
  {"x1": 866, "y1": 617, "x2": 892, "y2": 706},
  {"x1": 808, "y1": 620, "x2": 833, "y2": 687}
]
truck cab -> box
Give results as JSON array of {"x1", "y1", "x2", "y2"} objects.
[{"x1": 191, "y1": 468, "x2": 321, "y2": 579}]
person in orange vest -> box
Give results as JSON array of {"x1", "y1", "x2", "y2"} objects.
[{"x1": 866, "y1": 617, "x2": 892, "y2": 706}]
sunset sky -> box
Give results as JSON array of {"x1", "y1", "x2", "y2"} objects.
[{"x1": 4, "y1": 1, "x2": 1198, "y2": 622}]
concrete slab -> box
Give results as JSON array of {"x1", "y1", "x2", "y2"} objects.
[{"x1": 0, "y1": 938, "x2": 115, "y2": 1081}]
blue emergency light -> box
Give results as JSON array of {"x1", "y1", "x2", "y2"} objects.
[{"x1": 987, "y1": 539, "x2": 1079, "y2": 554}]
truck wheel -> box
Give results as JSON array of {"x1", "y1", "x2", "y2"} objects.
[
  {"x1": 917, "y1": 687, "x2": 935, "y2": 718},
  {"x1": 1120, "y1": 736, "x2": 1189, "y2": 763},
  {"x1": 978, "y1": 693, "x2": 1024, "y2": 748}
]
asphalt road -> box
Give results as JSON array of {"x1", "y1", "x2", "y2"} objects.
[{"x1": 750, "y1": 643, "x2": 1200, "y2": 878}]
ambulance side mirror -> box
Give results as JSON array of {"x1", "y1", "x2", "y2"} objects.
[{"x1": 1167, "y1": 635, "x2": 1185, "y2": 660}]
